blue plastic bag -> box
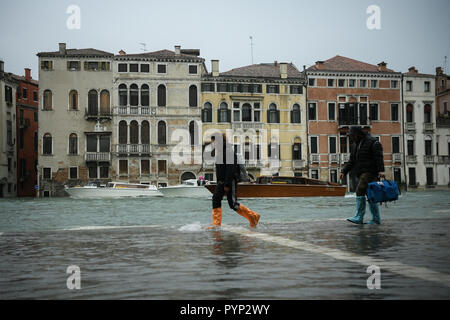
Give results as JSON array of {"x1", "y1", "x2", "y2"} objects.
[{"x1": 366, "y1": 180, "x2": 399, "y2": 204}]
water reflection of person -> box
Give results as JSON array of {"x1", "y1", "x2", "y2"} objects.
[{"x1": 207, "y1": 133, "x2": 260, "y2": 229}]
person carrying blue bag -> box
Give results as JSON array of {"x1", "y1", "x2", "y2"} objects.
[{"x1": 339, "y1": 126, "x2": 385, "y2": 225}]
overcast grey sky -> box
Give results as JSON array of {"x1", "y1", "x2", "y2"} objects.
[{"x1": 1, "y1": 0, "x2": 449, "y2": 79}]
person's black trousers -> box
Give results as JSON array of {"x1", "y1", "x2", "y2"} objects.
[{"x1": 212, "y1": 180, "x2": 240, "y2": 211}]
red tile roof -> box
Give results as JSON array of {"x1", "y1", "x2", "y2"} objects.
[
  {"x1": 220, "y1": 63, "x2": 304, "y2": 78},
  {"x1": 307, "y1": 55, "x2": 395, "y2": 73}
]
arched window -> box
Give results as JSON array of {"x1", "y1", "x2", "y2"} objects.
[
  {"x1": 43, "y1": 90, "x2": 52, "y2": 110},
  {"x1": 189, "y1": 85, "x2": 198, "y2": 107},
  {"x1": 218, "y1": 102, "x2": 230, "y2": 123},
  {"x1": 130, "y1": 84, "x2": 139, "y2": 106},
  {"x1": 69, "y1": 90, "x2": 78, "y2": 110},
  {"x1": 119, "y1": 84, "x2": 127, "y2": 106},
  {"x1": 158, "y1": 121, "x2": 166, "y2": 145},
  {"x1": 189, "y1": 121, "x2": 196, "y2": 146},
  {"x1": 141, "y1": 121, "x2": 150, "y2": 144},
  {"x1": 292, "y1": 137, "x2": 302, "y2": 160},
  {"x1": 291, "y1": 104, "x2": 301, "y2": 123},
  {"x1": 424, "y1": 104, "x2": 432, "y2": 123},
  {"x1": 130, "y1": 120, "x2": 139, "y2": 144},
  {"x1": 88, "y1": 89, "x2": 98, "y2": 115},
  {"x1": 141, "y1": 84, "x2": 149, "y2": 106},
  {"x1": 406, "y1": 103, "x2": 414, "y2": 123},
  {"x1": 69, "y1": 133, "x2": 78, "y2": 155},
  {"x1": 268, "y1": 103, "x2": 280, "y2": 123},
  {"x1": 119, "y1": 120, "x2": 128, "y2": 144},
  {"x1": 100, "y1": 90, "x2": 110, "y2": 115},
  {"x1": 202, "y1": 102, "x2": 213, "y2": 122},
  {"x1": 43, "y1": 133, "x2": 52, "y2": 155},
  {"x1": 242, "y1": 103, "x2": 252, "y2": 122},
  {"x1": 158, "y1": 84, "x2": 166, "y2": 107},
  {"x1": 181, "y1": 172, "x2": 196, "y2": 182}
]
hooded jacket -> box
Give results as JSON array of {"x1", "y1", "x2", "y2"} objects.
[{"x1": 341, "y1": 134, "x2": 384, "y2": 177}]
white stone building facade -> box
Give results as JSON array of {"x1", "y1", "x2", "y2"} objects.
[
  {"x1": 402, "y1": 67, "x2": 442, "y2": 188},
  {"x1": 0, "y1": 61, "x2": 19, "y2": 197}
]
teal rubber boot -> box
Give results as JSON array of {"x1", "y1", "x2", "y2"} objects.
[
  {"x1": 366, "y1": 202, "x2": 381, "y2": 225},
  {"x1": 347, "y1": 196, "x2": 366, "y2": 224}
]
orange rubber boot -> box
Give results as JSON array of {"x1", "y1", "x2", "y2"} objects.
[
  {"x1": 207, "y1": 207, "x2": 222, "y2": 229},
  {"x1": 236, "y1": 204, "x2": 260, "y2": 228}
]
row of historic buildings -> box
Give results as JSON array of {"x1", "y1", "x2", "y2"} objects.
[
  {"x1": 1, "y1": 42, "x2": 449, "y2": 197},
  {"x1": 0, "y1": 61, "x2": 39, "y2": 197}
]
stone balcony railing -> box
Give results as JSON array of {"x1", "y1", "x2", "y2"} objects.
[
  {"x1": 115, "y1": 144, "x2": 151, "y2": 155},
  {"x1": 232, "y1": 122, "x2": 265, "y2": 130},
  {"x1": 329, "y1": 154, "x2": 339, "y2": 163},
  {"x1": 393, "y1": 153, "x2": 403, "y2": 164},
  {"x1": 405, "y1": 122, "x2": 416, "y2": 132},
  {"x1": 114, "y1": 106, "x2": 152, "y2": 116},
  {"x1": 406, "y1": 155, "x2": 417, "y2": 163},
  {"x1": 292, "y1": 159, "x2": 306, "y2": 169},
  {"x1": 340, "y1": 153, "x2": 350, "y2": 163},
  {"x1": 437, "y1": 156, "x2": 450, "y2": 164},
  {"x1": 423, "y1": 122, "x2": 435, "y2": 132},
  {"x1": 85, "y1": 152, "x2": 111, "y2": 162},
  {"x1": 310, "y1": 154, "x2": 320, "y2": 163},
  {"x1": 423, "y1": 155, "x2": 435, "y2": 164}
]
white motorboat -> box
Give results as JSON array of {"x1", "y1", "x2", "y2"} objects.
[
  {"x1": 65, "y1": 182, "x2": 163, "y2": 199},
  {"x1": 158, "y1": 179, "x2": 211, "y2": 198}
]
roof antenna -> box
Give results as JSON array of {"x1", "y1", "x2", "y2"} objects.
[
  {"x1": 249, "y1": 36, "x2": 254, "y2": 65},
  {"x1": 139, "y1": 43, "x2": 147, "y2": 52}
]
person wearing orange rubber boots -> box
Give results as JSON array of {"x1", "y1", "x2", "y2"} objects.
[{"x1": 208, "y1": 133, "x2": 260, "y2": 229}]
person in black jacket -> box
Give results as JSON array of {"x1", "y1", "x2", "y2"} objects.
[
  {"x1": 339, "y1": 126, "x2": 385, "y2": 224},
  {"x1": 207, "y1": 133, "x2": 260, "y2": 229}
]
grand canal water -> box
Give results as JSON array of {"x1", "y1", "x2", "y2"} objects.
[{"x1": 1, "y1": 190, "x2": 450, "y2": 299}]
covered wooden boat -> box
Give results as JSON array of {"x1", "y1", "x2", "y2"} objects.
[{"x1": 204, "y1": 176, "x2": 346, "y2": 198}]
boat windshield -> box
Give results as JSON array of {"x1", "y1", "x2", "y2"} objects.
[{"x1": 114, "y1": 184, "x2": 150, "y2": 189}]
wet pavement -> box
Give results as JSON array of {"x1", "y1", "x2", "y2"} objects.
[{"x1": 1, "y1": 217, "x2": 449, "y2": 299}]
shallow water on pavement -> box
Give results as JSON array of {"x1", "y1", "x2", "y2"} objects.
[{"x1": 1, "y1": 190, "x2": 449, "y2": 299}]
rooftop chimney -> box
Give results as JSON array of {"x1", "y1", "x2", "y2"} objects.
[
  {"x1": 0, "y1": 60, "x2": 4, "y2": 73},
  {"x1": 59, "y1": 43, "x2": 66, "y2": 55},
  {"x1": 212, "y1": 60, "x2": 219, "y2": 77},
  {"x1": 377, "y1": 61, "x2": 387, "y2": 72},
  {"x1": 315, "y1": 61, "x2": 325, "y2": 70},
  {"x1": 119, "y1": 50, "x2": 126, "y2": 55},
  {"x1": 175, "y1": 45, "x2": 181, "y2": 56},
  {"x1": 25, "y1": 68, "x2": 31, "y2": 81},
  {"x1": 408, "y1": 66, "x2": 418, "y2": 74},
  {"x1": 280, "y1": 62, "x2": 288, "y2": 79},
  {"x1": 274, "y1": 61, "x2": 278, "y2": 67},
  {"x1": 436, "y1": 67, "x2": 443, "y2": 75}
]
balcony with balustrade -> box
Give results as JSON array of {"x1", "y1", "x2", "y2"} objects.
[
  {"x1": 423, "y1": 155, "x2": 435, "y2": 164},
  {"x1": 114, "y1": 106, "x2": 152, "y2": 116},
  {"x1": 232, "y1": 122, "x2": 264, "y2": 130},
  {"x1": 115, "y1": 144, "x2": 152, "y2": 156},
  {"x1": 405, "y1": 122, "x2": 416, "y2": 133},
  {"x1": 310, "y1": 154, "x2": 320, "y2": 164},
  {"x1": 393, "y1": 153, "x2": 403, "y2": 164},
  {"x1": 85, "y1": 152, "x2": 111, "y2": 162},
  {"x1": 406, "y1": 155, "x2": 417, "y2": 164},
  {"x1": 423, "y1": 122, "x2": 435, "y2": 133},
  {"x1": 329, "y1": 154, "x2": 339, "y2": 163},
  {"x1": 292, "y1": 159, "x2": 306, "y2": 169}
]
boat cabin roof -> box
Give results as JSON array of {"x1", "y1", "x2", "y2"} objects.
[
  {"x1": 256, "y1": 176, "x2": 330, "y2": 185},
  {"x1": 107, "y1": 182, "x2": 152, "y2": 189}
]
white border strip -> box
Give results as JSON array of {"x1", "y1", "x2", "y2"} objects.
[{"x1": 222, "y1": 225, "x2": 450, "y2": 287}]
